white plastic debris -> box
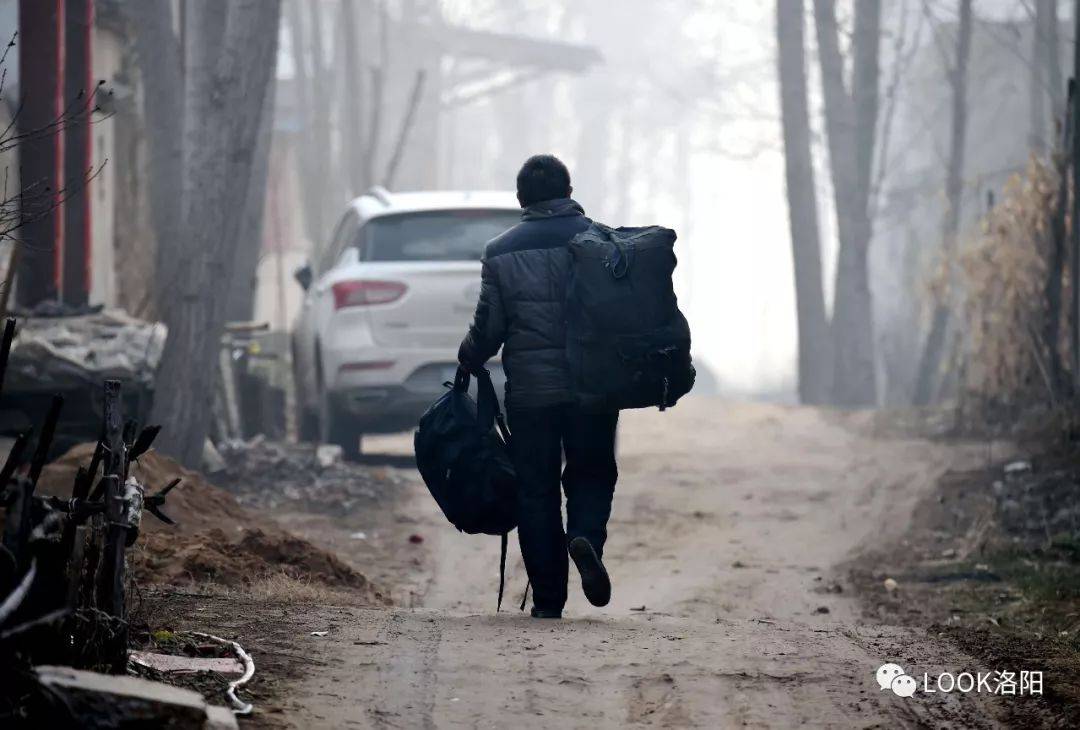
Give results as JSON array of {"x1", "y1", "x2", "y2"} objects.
[
  {"x1": 202, "y1": 439, "x2": 227, "y2": 474},
  {"x1": 130, "y1": 651, "x2": 245, "y2": 675},
  {"x1": 1004, "y1": 460, "x2": 1032, "y2": 475},
  {"x1": 883, "y1": 578, "x2": 898, "y2": 593},
  {"x1": 315, "y1": 444, "x2": 343, "y2": 469},
  {"x1": 185, "y1": 632, "x2": 255, "y2": 716},
  {"x1": 310, "y1": 631, "x2": 329, "y2": 637}
]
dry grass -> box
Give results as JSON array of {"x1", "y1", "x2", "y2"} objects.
[
  {"x1": 137, "y1": 571, "x2": 370, "y2": 608},
  {"x1": 244, "y1": 572, "x2": 367, "y2": 606},
  {"x1": 938, "y1": 157, "x2": 1071, "y2": 428}
]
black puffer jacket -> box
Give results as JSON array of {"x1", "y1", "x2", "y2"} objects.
[{"x1": 458, "y1": 198, "x2": 590, "y2": 409}]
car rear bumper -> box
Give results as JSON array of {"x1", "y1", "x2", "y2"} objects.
[{"x1": 327, "y1": 359, "x2": 505, "y2": 433}]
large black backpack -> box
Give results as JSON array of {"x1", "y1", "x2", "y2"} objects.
[
  {"x1": 414, "y1": 367, "x2": 519, "y2": 608},
  {"x1": 566, "y1": 222, "x2": 695, "y2": 411}
]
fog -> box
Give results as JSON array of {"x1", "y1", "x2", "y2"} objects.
[
  {"x1": 437, "y1": 1, "x2": 797, "y2": 396},
  {"x1": 5, "y1": 0, "x2": 1067, "y2": 414},
  {"x1": 5, "y1": 4, "x2": 1080, "y2": 722},
  {"x1": 290, "y1": 0, "x2": 1057, "y2": 399}
]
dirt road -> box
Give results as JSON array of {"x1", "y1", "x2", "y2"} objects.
[{"x1": 277, "y1": 398, "x2": 1014, "y2": 728}]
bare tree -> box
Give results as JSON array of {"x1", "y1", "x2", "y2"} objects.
[
  {"x1": 912, "y1": 0, "x2": 973, "y2": 405},
  {"x1": 813, "y1": 0, "x2": 881, "y2": 406},
  {"x1": 286, "y1": 0, "x2": 327, "y2": 248},
  {"x1": 1043, "y1": 81, "x2": 1072, "y2": 396},
  {"x1": 340, "y1": 0, "x2": 365, "y2": 198},
  {"x1": 151, "y1": 0, "x2": 282, "y2": 466},
  {"x1": 1030, "y1": 0, "x2": 1050, "y2": 154},
  {"x1": 777, "y1": 0, "x2": 830, "y2": 404},
  {"x1": 1037, "y1": 0, "x2": 1067, "y2": 394},
  {"x1": 124, "y1": 0, "x2": 183, "y2": 318},
  {"x1": 363, "y1": 2, "x2": 390, "y2": 192},
  {"x1": 383, "y1": 71, "x2": 427, "y2": 189},
  {"x1": 226, "y1": 73, "x2": 279, "y2": 323},
  {"x1": 1043, "y1": 0, "x2": 1064, "y2": 127},
  {"x1": 1071, "y1": 0, "x2": 1080, "y2": 388}
]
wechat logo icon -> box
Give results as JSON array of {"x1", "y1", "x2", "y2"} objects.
[{"x1": 877, "y1": 663, "x2": 917, "y2": 697}]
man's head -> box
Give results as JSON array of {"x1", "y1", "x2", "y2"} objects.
[{"x1": 516, "y1": 154, "x2": 572, "y2": 207}]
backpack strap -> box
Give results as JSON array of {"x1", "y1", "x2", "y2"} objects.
[
  {"x1": 475, "y1": 367, "x2": 511, "y2": 444},
  {"x1": 497, "y1": 531, "x2": 508, "y2": 612}
]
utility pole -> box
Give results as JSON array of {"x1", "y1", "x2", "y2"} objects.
[{"x1": 16, "y1": 0, "x2": 64, "y2": 307}]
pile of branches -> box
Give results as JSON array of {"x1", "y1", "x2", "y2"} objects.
[{"x1": 0, "y1": 316, "x2": 179, "y2": 715}]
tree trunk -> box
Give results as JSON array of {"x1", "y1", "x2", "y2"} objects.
[
  {"x1": 1031, "y1": 0, "x2": 1050, "y2": 154},
  {"x1": 308, "y1": 0, "x2": 334, "y2": 242},
  {"x1": 1039, "y1": 0, "x2": 1066, "y2": 395},
  {"x1": 813, "y1": 0, "x2": 880, "y2": 406},
  {"x1": 1042, "y1": 0, "x2": 1064, "y2": 130},
  {"x1": 286, "y1": 0, "x2": 323, "y2": 249},
  {"x1": 125, "y1": 0, "x2": 184, "y2": 320},
  {"x1": 151, "y1": 0, "x2": 282, "y2": 467},
  {"x1": 777, "y1": 0, "x2": 831, "y2": 404},
  {"x1": 341, "y1": 0, "x2": 365, "y2": 198},
  {"x1": 1044, "y1": 82, "x2": 1072, "y2": 396},
  {"x1": 225, "y1": 72, "x2": 279, "y2": 324},
  {"x1": 1071, "y1": 0, "x2": 1080, "y2": 388},
  {"x1": 912, "y1": 0, "x2": 972, "y2": 406},
  {"x1": 363, "y1": 2, "x2": 390, "y2": 192}
]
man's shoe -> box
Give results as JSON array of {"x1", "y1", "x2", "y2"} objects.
[
  {"x1": 530, "y1": 607, "x2": 562, "y2": 619},
  {"x1": 568, "y1": 536, "x2": 611, "y2": 607}
]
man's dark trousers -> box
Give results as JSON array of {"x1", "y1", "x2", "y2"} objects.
[{"x1": 508, "y1": 404, "x2": 619, "y2": 611}]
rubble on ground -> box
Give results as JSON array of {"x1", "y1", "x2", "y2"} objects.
[
  {"x1": 0, "y1": 309, "x2": 166, "y2": 448},
  {"x1": 3, "y1": 308, "x2": 166, "y2": 391},
  {"x1": 215, "y1": 437, "x2": 409, "y2": 514},
  {"x1": 847, "y1": 451, "x2": 1080, "y2": 725},
  {"x1": 995, "y1": 454, "x2": 1080, "y2": 547}
]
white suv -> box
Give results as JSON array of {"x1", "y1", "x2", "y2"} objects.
[{"x1": 291, "y1": 188, "x2": 518, "y2": 457}]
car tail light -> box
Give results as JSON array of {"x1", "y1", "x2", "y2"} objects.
[{"x1": 332, "y1": 280, "x2": 407, "y2": 309}]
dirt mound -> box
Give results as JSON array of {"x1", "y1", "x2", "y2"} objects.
[
  {"x1": 36, "y1": 444, "x2": 385, "y2": 603},
  {"x1": 135, "y1": 528, "x2": 382, "y2": 600}
]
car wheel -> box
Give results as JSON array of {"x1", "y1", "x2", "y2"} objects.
[
  {"x1": 319, "y1": 390, "x2": 362, "y2": 461},
  {"x1": 297, "y1": 406, "x2": 320, "y2": 443},
  {"x1": 291, "y1": 336, "x2": 319, "y2": 443}
]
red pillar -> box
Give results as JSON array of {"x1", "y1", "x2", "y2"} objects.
[
  {"x1": 62, "y1": 0, "x2": 93, "y2": 306},
  {"x1": 15, "y1": 0, "x2": 64, "y2": 307}
]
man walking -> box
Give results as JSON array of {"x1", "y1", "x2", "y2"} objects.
[{"x1": 458, "y1": 154, "x2": 618, "y2": 619}]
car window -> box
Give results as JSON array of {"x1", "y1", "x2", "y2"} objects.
[
  {"x1": 318, "y1": 212, "x2": 359, "y2": 274},
  {"x1": 358, "y1": 209, "x2": 521, "y2": 262}
]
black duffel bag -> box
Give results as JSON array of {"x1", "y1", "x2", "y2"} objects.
[
  {"x1": 414, "y1": 366, "x2": 518, "y2": 609},
  {"x1": 566, "y1": 222, "x2": 696, "y2": 411}
]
